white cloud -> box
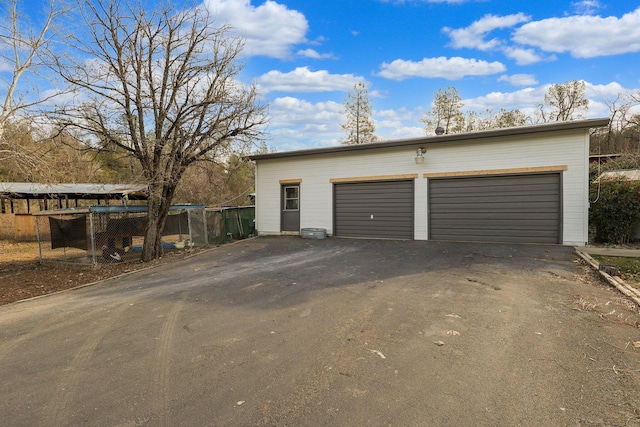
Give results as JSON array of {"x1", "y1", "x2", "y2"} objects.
[
  {"x1": 272, "y1": 95, "x2": 341, "y2": 113},
  {"x1": 502, "y1": 47, "x2": 549, "y2": 65},
  {"x1": 39, "y1": 88, "x2": 77, "y2": 106},
  {"x1": 463, "y1": 87, "x2": 546, "y2": 111},
  {"x1": 375, "y1": 107, "x2": 422, "y2": 122},
  {"x1": 369, "y1": 89, "x2": 387, "y2": 99},
  {"x1": 0, "y1": 62, "x2": 14, "y2": 73},
  {"x1": 513, "y1": 7, "x2": 640, "y2": 58},
  {"x1": 263, "y1": 80, "x2": 640, "y2": 151},
  {"x1": 383, "y1": 126, "x2": 424, "y2": 140},
  {"x1": 462, "y1": 80, "x2": 640, "y2": 120},
  {"x1": 375, "y1": 108, "x2": 424, "y2": 140},
  {"x1": 444, "y1": 13, "x2": 530, "y2": 50},
  {"x1": 498, "y1": 74, "x2": 538, "y2": 86},
  {"x1": 267, "y1": 97, "x2": 344, "y2": 149},
  {"x1": 572, "y1": 1, "x2": 603, "y2": 15},
  {"x1": 584, "y1": 81, "x2": 629, "y2": 99},
  {"x1": 269, "y1": 96, "x2": 342, "y2": 129},
  {"x1": 583, "y1": 81, "x2": 640, "y2": 117},
  {"x1": 203, "y1": 0, "x2": 308, "y2": 58},
  {"x1": 257, "y1": 67, "x2": 362, "y2": 93},
  {"x1": 377, "y1": 56, "x2": 506, "y2": 81},
  {"x1": 296, "y1": 49, "x2": 336, "y2": 60},
  {"x1": 308, "y1": 36, "x2": 327, "y2": 46},
  {"x1": 266, "y1": 97, "x2": 427, "y2": 149}
]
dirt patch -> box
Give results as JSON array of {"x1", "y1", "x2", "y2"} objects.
[{"x1": 0, "y1": 240, "x2": 206, "y2": 305}]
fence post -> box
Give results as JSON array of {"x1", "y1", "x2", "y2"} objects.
[
  {"x1": 89, "y1": 211, "x2": 97, "y2": 265},
  {"x1": 35, "y1": 214, "x2": 42, "y2": 262},
  {"x1": 236, "y1": 208, "x2": 244, "y2": 237},
  {"x1": 203, "y1": 209, "x2": 208, "y2": 246},
  {"x1": 186, "y1": 209, "x2": 193, "y2": 247}
]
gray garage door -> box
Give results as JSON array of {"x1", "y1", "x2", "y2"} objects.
[
  {"x1": 334, "y1": 180, "x2": 414, "y2": 239},
  {"x1": 429, "y1": 173, "x2": 561, "y2": 244}
]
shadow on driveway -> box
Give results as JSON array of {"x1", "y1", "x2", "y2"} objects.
[{"x1": 85, "y1": 235, "x2": 576, "y2": 310}]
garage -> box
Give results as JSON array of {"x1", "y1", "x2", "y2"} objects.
[
  {"x1": 428, "y1": 173, "x2": 561, "y2": 244},
  {"x1": 251, "y1": 118, "x2": 609, "y2": 245},
  {"x1": 334, "y1": 180, "x2": 414, "y2": 239}
]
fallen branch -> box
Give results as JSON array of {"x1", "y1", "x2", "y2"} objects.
[{"x1": 576, "y1": 251, "x2": 640, "y2": 307}]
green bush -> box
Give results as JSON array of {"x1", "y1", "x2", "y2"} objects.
[{"x1": 590, "y1": 179, "x2": 640, "y2": 244}]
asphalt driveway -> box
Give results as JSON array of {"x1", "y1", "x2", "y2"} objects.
[{"x1": 1, "y1": 236, "x2": 639, "y2": 426}]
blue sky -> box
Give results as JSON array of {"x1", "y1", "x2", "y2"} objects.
[
  {"x1": 198, "y1": 0, "x2": 639, "y2": 152},
  {"x1": 14, "y1": 0, "x2": 640, "y2": 152}
]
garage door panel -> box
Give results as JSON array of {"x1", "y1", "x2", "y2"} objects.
[
  {"x1": 429, "y1": 173, "x2": 561, "y2": 244},
  {"x1": 430, "y1": 215, "x2": 559, "y2": 226},
  {"x1": 436, "y1": 224, "x2": 560, "y2": 233},
  {"x1": 432, "y1": 223, "x2": 559, "y2": 234},
  {"x1": 337, "y1": 224, "x2": 414, "y2": 233},
  {"x1": 431, "y1": 188, "x2": 559, "y2": 199},
  {"x1": 338, "y1": 215, "x2": 413, "y2": 225},
  {"x1": 430, "y1": 232, "x2": 558, "y2": 244},
  {"x1": 436, "y1": 206, "x2": 557, "y2": 215},
  {"x1": 336, "y1": 190, "x2": 413, "y2": 197},
  {"x1": 434, "y1": 174, "x2": 558, "y2": 185},
  {"x1": 337, "y1": 227, "x2": 414, "y2": 235},
  {"x1": 435, "y1": 227, "x2": 559, "y2": 237},
  {"x1": 431, "y1": 227, "x2": 559, "y2": 241},
  {"x1": 335, "y1": 217, "x2": 413, "y2": 224},
  {"x1": 432, "y1": 181, "x2": 559, "y2": 194},
  {"x1": 431, "y1": 179, "x2": 558, "y2": 191},
  {"x1": 337, "y1": 218, "x2": 414, "y2": 227},
  {"x1": 336, "y1": 192, "x2": 413, "y2": 201},
  {"x1": 335, "y1": 180, "x2": 414, "y2": 239},
  {"x1": 431, "y1": 192, "x2": 558, "y2": 202},
  {"x1": 431, "y1": 205, "x2": 559, "y2": 215},
  {"x1": 340, "y1": 206, "x2": 413, "y2": 217}
]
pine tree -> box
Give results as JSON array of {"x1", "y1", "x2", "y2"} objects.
[{"x1": 341, "y1": 82, "x2": 377, "y2": 144}]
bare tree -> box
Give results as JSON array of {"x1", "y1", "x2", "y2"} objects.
[
  {"x1": 536, "y1": 80, "x2": 589, "y2": 122},
  {"x1": 341, "y1": 82, "x2": 377, "y2": 144},
  {"x1": 491, "y1": 108, "x2": 529, "y2": 129},
  {"x1": 52, "y1": 0, "x2": 267, "y2": 261},
  {"x1": 0, "y1": 0, "x2": 67, "y2": 173},
  {"x1": 609, "y1": 92, "x2": 640, "y2": 153},
  {"x1": 175, "y1": 142, "x2": 273, "y2": 207},
  {"x1": 421, "y1": 86, "x2": 465, "y2": 134}
]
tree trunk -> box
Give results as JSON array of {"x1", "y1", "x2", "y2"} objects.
[{"x1": 141, "y1": 183, "x2": 174, "y2": 261}]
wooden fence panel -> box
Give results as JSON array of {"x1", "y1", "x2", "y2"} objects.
[{"x1": 14, "y1": 214, "x2": 37, "y2": 241}]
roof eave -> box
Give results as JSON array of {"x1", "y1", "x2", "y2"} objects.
[{"x1": 248, "y1": 117, "x2": 610, "y2": 161}]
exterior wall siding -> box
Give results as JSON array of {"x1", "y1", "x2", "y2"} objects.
[{"x1": 254, "y1": 129, "x2": 590, "y2": 245}]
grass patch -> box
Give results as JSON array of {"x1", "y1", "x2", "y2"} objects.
[{"x1": 592, "y1": 255, "x2": 640, "y2": 281}]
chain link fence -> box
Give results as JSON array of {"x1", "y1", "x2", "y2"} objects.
[{"x1": 34, "y1": 205, "x2": 255, "y2": 265}]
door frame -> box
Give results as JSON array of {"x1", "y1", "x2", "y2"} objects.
[{"x1": 280, "y1": 183, "x2": 300, "y2": 232}]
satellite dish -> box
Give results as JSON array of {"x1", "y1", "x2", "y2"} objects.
[{"x1": 435, "y1": 126, "x2": 445, "y2": 135}]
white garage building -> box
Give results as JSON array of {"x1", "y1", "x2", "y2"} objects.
[{"x1": 250, "y1": 118, "x2": 609, "y2": 245}]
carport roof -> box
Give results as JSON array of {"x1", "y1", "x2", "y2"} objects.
[
  {"x1": 32, "y1": 203, "x2": 204, "y2": 216},
  {"x1": 248, "y1": 117, "x2": 610, "y2": 161},
  {"x1": 0, "y1": 182, "x2": 148, "y2": 200},
  {"x1": 596, "y1": 169, "x2": 640, "y2": 182}
]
